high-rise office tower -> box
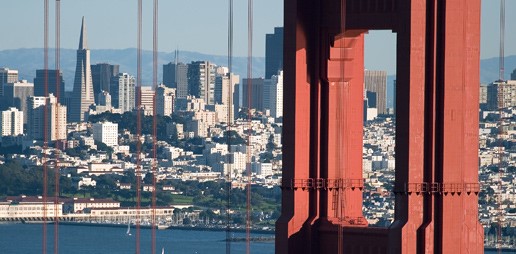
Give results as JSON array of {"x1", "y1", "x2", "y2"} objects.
[
  {"x1": 163, "y1": 62, "x2": 189, "y2": 98},
  {"x1": 242, "y1": 78, "x2": 264, "y2": 111},
  {"x1": 163, "y1": 62, "x2": 174, "y2": 87},
  {"x1": 139, "y1": 86, "x2": 155, "y2": 115},
  {"x1": 215, "y1": 73, "x2": 239, "y2": 120},
  {"x1": 269, "y1": 71, "x2": 284, "y2": 118},
  {"x1": 0, "y1": 68, "x2": 18, "y2": 96},
  {"x1": 0, "y1": 107, "x2": 23, "y2": 137},
  {"x1": 188, "y1": 61, "x2": 216, "y2": 104},
  {"x1": 156, "y1": 85, "x2": 175, "y2": 116},
  {"x1": 27, "y1": 96, "x2": 46, "y2": 140},
  {"x1": 265, "y1": 27, "x2": 284, "y2": 79},
  {"x1": 365, "y1": 90, "x2": 377, "y2": 108},
  {"x1": 70, "y1": 17, "x2": 94, "y2": 122},
  {"x1": 263, "y1": 79, "x2": 272, "y2": 113},
  {"x1": 110, "y1": 73, "x2": 135, "y2": 112},
  {"x1": 2, "y1": 80, "x2": 34, "y2": 124},
  {"x1": 34, "y1": 69, "x2": 65, "y2": 104},
  {"x1": 28, "y1": 94, "x2": 67, "y2": 141},
  {"x1": 91, "y1": 63, "x2": 119, "y2": 102},
  {"x1": 364, "y1": 70, "x2": 387, "y2": 114},
  {"x1": 511, "y1": 68, "x2": 516, "y2": 80},
  {"x1": 233, "y1": 84, "x2": 240, "y2": 116}
]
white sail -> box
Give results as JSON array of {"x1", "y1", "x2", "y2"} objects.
[{"x1": 126, "y1": 221, "x2": 131, "y2": 235}]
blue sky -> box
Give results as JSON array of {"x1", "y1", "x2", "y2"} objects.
[{"x1": 1, "y1": 1, "x2": 514, "y2": 74}]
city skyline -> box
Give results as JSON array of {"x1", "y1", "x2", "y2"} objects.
[
  {"x1": 1, "y1": 1, "x2": 515, "y2": 75},
  {"x1": 0, "y1": 1, "x2": 513, "y2": 253}
]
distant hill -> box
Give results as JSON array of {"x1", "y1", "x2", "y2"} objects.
[
  {"x1": 383, "y1": 57, "x2": 516, "y2": 109},
  {"x1": 0, "y1": 48, "x2": 265, "y2": 91},
  {"x1": 480, "y1": 55, "x2": 516, "y2": 83},
  {"x1": 1, "y1": 47, "x2": 514, "y2": 92}
]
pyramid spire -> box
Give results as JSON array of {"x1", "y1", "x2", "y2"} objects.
[{"x1": 78, "y1": 16, "x2": 88, "y2": 50}]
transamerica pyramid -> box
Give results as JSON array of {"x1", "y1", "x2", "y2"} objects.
[{"x1": 70, "y1": 17, "x2": 94, "y2": 122}]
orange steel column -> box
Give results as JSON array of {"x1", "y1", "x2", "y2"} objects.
[
  {"x1": 325, "y1": 32, "x2": 366, "y2": 225},
  {"x1": 276, "y1": 0, "x2": 320, "y2": 253},
  {"x1": 436, "y1": 0, "x2": 483, "y2": 251},
  {"x1": 389, "y1": 0, "x2": 427, "y2": 252}
]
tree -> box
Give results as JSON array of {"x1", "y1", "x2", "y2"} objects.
[
  {"x1": 157, "y1": 192, "x2": 174, "y2": 205},
  {"x1": 95, "y1": 141, "x2": 114, "y2": 156},
  {"x1": 183, "y1": 217, "x2": 192, "y2": 225},
  {"x1": 266, "y1": 134, "x2": 276, "y2": 151}
]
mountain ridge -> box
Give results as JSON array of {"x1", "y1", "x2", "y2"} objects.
[
  {"x1": 1, "y1": 48, "x2": 515, "y2": 92},
  {"x1": 0, "y1": 48, "x2": 265, "y2": 91}
]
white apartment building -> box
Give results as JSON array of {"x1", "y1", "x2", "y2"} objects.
[
  {"x1": 250, "y1": 162, "x2": 273, "y2": 177},
  {"x1": 194, "y1": 111, "x2": 216, "y2": 126},
  {"x1": 139, "y1": 86, "x2": 154, "y2": 115},
  {"x1": 0, "y1": 107, "x2": 23, "y2": 136},
  {"x1": 156, "y1": 85, "x2": 175, "y2": 116},
  {"x1": 487, "y1": 80, "x2": 516, "y2": 109},
  {"x1": 214, "y1": 73, "x2": 239, "y2": 120},
  {"x1": 111, "y1": 73, "x2": 135, "y2": 112},
  {"x1": 186, "y1": 96, "x2": 206, "y2": 111},
  {"x1": 229, "y1": 152, "x2": 247, "y2": 174},
  {"x1": 214, "y1": 104, "x2": 229, "y2": 124},
  {"x1": 92, "y1": 121, "x2": 118, "y2": 147}
]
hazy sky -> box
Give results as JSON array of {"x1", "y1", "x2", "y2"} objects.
[{"x1": 1, "y1": 1, "x2": 514, "y2": 74}]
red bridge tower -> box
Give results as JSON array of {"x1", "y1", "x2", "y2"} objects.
[{"x1": 276, "y1": 0, "x2": 484, "y2": 253}]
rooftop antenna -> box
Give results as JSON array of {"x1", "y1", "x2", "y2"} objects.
[
  {"x1": 174, "y1": 48, "x2": 178, "y2": 65},
  {"x1": 499, "y1": 0, "x2": 505, "y2": 81}
]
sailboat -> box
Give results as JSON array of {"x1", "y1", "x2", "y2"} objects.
[
  {"x1": 161, "y1": 247, "x2": 164, "y2": 254},
  {"x1": 126, "y1": 220, "x2": 132, "y2": 236}
]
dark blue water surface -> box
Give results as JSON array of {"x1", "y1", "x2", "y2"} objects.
[
  {"x1": 0, "y1": 223, "x2": 274, "y2": 254},
  {"x1": 0, "y1": 223, "x2": 510, "y2": 254}
]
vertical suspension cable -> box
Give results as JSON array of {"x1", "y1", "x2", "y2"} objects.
[
  {"x1": 337, "y1": 2, "x2": 347, "y2": 252},
  {"x1": 53, "y1": 1, "x2": 61, "y2": 253},
  {"x1": 226, "y1": 0, "x2": 234, "y2": 253},
  {"x1": 246, "y1": 0, "x2": 253, "y2": 253},
  {"x1": 135, "y1": 0, "x2": 142, "y2": 253},
  {"x1": 42, "y1": 0, "x2": 49, "y2": 253},
  {"x1": 151, "y1": 0, "x2": 159, "y2": 253},
  {"x1": 497, "y1": 0, "x2": 505, "y2": 252}
]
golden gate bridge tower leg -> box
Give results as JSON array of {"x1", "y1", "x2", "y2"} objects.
[
  {"x1": 277, "y1": 0, "x2": 483, "y2": 253},
  {"x1": 388, "y1": 1, "x2": 427, "y2": 253},
  {"x1": 434, "y1": 0, "x2": 484, "y2": 252}
]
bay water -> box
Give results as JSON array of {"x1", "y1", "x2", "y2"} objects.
[{"x1": 0, "y1": 223, "x2": 274, "y2": 254}]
